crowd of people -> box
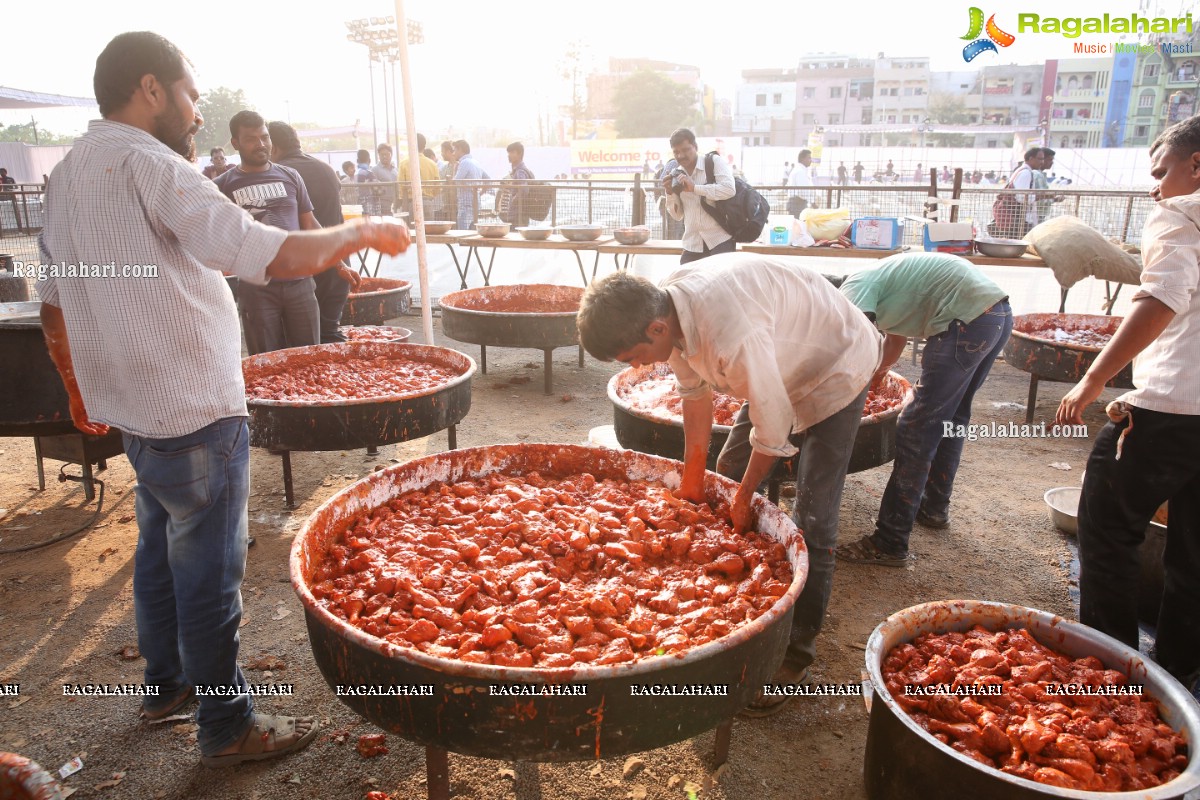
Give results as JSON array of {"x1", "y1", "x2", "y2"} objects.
[
  {"x1": 776, "y1": 152, "x2": 1074, "y2": 190},
  {"x1": 30, "y1": 28, "x2": 1200, "y2": 776}
]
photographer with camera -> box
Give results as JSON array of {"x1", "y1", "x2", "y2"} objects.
[{"x1": 663, "y1": 128, "x2": 736, "y2": 264}]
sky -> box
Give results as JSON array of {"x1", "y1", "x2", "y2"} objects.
[{"x1": 2, "y1": 0, "x2": 1193, "y2": 143}]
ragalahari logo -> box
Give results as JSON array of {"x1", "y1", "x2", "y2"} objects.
[{"x1": 961, "y1": 7, "x2": 1016, "y2": 61}]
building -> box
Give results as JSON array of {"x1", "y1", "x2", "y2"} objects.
[
  {"x1": 1045, "y1": 56, "x2": 1113, "y2": 149},
  {"x1": 1127, "y1": 39, "x2": 1200, "y2": 147},
  {"x1": 733, "y1": 68, "x2": 797, "y2": 146},
  {"x1": 871, "y1": 55, "x2": 930, "y2": 144},
  {"x1": 791, "y1": 54, "x2": 875, "y2": 147}
]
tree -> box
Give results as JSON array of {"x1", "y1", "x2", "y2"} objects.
[
  {"x1": 196, "y1": 87, "x2": 253, "y2": 156},
  {"x1": 925, "y1": 93, "x2": 974, "y2": 148},
  {"x1": 613, "y1": 71, "x2": 696, "y2": 138},
  {"x1": 0, "y1": 122, "x2": 76, "y2": 145},
  {"x1": 558, "y1": 41, "x2": 590, "y2": 141}
]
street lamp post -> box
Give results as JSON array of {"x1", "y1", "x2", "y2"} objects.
[{"x1": 345, "y1": 16, "x2": 423, "y2": 153}]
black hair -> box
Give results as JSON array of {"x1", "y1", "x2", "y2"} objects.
[
  {"x1": 94, "y1": 31, "x2": 191, "y2": 118},
  {"x1": 228, "y1": 110, "x2": 264, "y2": 139},
  {"x1": 454, "y1": 139, "x2": 471, "y2": 154},
  {"x1": 577, "y1": 272, "x2": 671, "y2": 361},
  {"x1": 507, "y1": 141, "x2": 525, "y2": 157},
  {"x1": 669, "y1": 128, "x2": 696, "y2": 148},
  {"x1": 357, "y1": 149, "x2": 372, "y2": 165},
  {"x1": 416, "y1": 133, "x2": 427, "y2": 151},
  {"x1": 267, "y1": 121, "x2": 301, "y2": 153},
  {"x1": 1151, "y1": 115, "x2": 1200, "y2": 157}
]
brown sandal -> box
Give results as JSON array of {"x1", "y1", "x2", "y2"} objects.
[
  {"x1": 140, "y1": 684, "x2": 195, "y2": 722},
  {"x1": 201, "y1": 713, "x2": 320, "y2": 767}
]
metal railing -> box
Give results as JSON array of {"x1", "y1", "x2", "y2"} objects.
[
  {"x1": 4, "y1": 180, "x2": 1154, "y2": 273},
  {"x1": 0, "y1": 188, "x2": 46, "y2": 236},
  {"x1": 340, "y1": 180, "x2": 1155, "y2": 248}
]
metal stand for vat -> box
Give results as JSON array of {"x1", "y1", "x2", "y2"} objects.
[{"x1": 420, "y1": 718, "x2": 734, "y2": 800}]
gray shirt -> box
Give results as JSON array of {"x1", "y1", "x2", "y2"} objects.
[{"x1": 39, "y1": 119, "x2": 287, "y2": 438}]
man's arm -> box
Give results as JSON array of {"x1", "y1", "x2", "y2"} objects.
[
  {"x1": 39, "y1": 303, "x2": 109, "y2": 436},
  {"x1": 297, "y1": 211, "x2": 361, "y2": 288},
  {"x1": 872, "y1": 332, "x2": 907, "y2": 387},
  {"x1": 678, "y1": 391, "x2": 714, "y2": 502},
  {"x1": 692, "y1": 156, "x2": 736, "y2": 201},
  {"x1": 267, "y1": 217, "x2": 408, "y2": 280},
  {"x1": 1055, "y1": 296, "x2": 1175, "y2": 425},
  {"x1": 731, "y1": 450, "x2": 778, "y2": 534}
]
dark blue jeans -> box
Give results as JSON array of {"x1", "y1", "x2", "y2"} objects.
[
  {"x1": 123, "y1": 417, "x2": 255, "y2": 756},
  {"x1": 871, "y1": 300, "x2": 1013, "y2": 556},
  {"x1": 679, "y1": 237, "x2": 736, "y2": 264},
  {"x1": 716, "y1": 387, "x2": 868, "y2": 672},
  {"x1": 1079, "y1": 408, "x2": 1200, "y2": 690}
]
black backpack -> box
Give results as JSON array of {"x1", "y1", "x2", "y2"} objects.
[{"x1": 699, "y1": 152, "x2": 770, "y2": 243}]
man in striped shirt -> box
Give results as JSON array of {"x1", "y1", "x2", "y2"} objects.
[{"x1": 39, "y1": 32, "x2": 409, "y2": 766}]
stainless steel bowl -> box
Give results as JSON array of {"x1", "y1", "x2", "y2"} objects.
[
  {"x1": 1044, "y1": 486, "x2": 1080, "y2": 535},
  {"x1": 558, "y1": 224, "x2": 604, "y2": 242},
  {"x1": 516, "y1": 226, "x2": 553, "y2": 241},
  {"x1": 614, "y1": 227, "x2": 651, "y2": 246},
  {"x1": 865, "y1": 600, "x2": 1200, "y2": 800},
  {"x1": 422, "y1": 220, "x2": 454, "y2": 235},
  {"x1": 975, "y1": 238, "x2": 1029, "y2": 258},
  {"x1": 476, "y1": 221, "x2": 511, "y2": 238}
]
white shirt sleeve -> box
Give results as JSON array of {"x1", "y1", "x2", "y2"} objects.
[
  {"x1": 150, "y1": 156, "x2": 286, "y2": 285},
  {"x1": 1134, "y1": 201, "x2": 1200, "y2": 315},
  {"x1": 693, "y1": 155, "x2": 736, "y2": 202}
]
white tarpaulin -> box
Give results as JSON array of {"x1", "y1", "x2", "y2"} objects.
[{"x1": 0, "y1": 86, "x2": 96, "y2": 110}]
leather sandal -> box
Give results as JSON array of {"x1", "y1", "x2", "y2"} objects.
[
  {"x1": 140, "y1": 684, "x2": 195, "y2": 722},
  {"x1": 836, "y1": 536, "x2": 910, "y2": 567},
  {"x1": 200, "y1": 713, "x2": 320, "y2": 767}
]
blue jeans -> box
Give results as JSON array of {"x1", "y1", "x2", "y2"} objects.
[
  {"x1": 716, "y1": 387, "x2": 868, "y2": 672},
  {"x1": 123, "y1": 417, "x2": 254, "y2": 756},
  {"x1": 871, "y1": 300, "x2": 1013, "y2": 555}
]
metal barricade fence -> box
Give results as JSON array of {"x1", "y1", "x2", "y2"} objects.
[{"x1": 340, "y1": 180, "x2": 1156, "y2": 247}]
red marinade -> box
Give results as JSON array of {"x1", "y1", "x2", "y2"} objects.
[
  {"x1": 309, "y1": 472, "x2": 793, "y2": 668},
  {"x1": 882, "y1": 625, "x2": 1188, "y2": 792}
]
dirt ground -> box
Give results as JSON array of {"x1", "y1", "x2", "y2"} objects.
[{"x1": 0, "y1": 311, "x2": 1120, "y2": 800}]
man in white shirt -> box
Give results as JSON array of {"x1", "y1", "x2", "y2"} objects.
[
  {"x1": 1057, "y1": 116, "x2": 1200, "y2": 699},
  {"x1": 995, "y1": 147, "x2": 1043, "y2": 237},
  {"x1": 788, "y1": 149, "x2": 814, "y2": 187},
  {"x1": 577, "y1": 255, "x2": 882, "y2": 714},
  {"x1": 663, "y1": 128, "x2": 736, "y2": 264},
  {"x1": 786, "y1": 149, "x2": 814, "y2": 217}
]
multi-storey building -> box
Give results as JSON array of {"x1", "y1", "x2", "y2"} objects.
[
  {"x1": 733, "y1": 68, "x2": 797, "y2": 146},
  {"x1": 790, "y1": 54, "x2": 875, "y2": 147},
  {"x1": 1045, "y1": 56, "x2": 1113, "y2": 149},
  {"x1": 871, "y1": 55, "x2": 930, "y2": 144}
]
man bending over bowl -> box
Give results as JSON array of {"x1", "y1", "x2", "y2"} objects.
[
  {"x1": 834, "y1": 252, "x2": 1012, "y2": 567},
  {"x1": 577, "y1": 253, "x2": 882, "y2": 715}
]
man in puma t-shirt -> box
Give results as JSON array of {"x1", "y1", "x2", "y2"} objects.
[{"x1": 216, "y1": 110, "x2": 329, "y2": 353}]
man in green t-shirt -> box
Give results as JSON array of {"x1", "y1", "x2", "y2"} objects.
[{"x1": 835, "y1": 252, "x2": 1012, "y2": 566}]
